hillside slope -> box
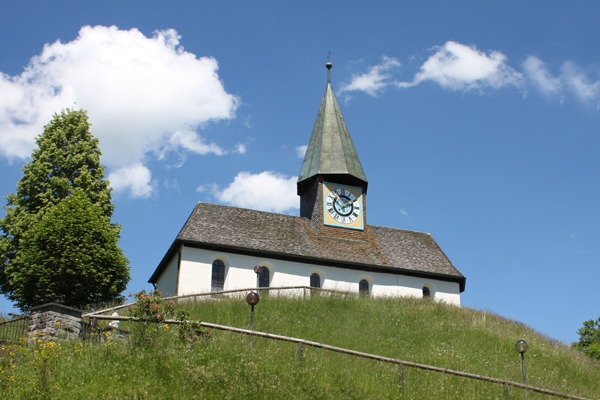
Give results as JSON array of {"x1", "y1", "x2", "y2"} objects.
[{"x1": 2, "y1": 295, "x2": 599, "y2": 399}]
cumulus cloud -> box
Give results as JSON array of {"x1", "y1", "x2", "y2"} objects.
[
  {"x1": 406, "y1": 41, "x2": 523, "y2": 91},
  {"x1": 107, "y1": 164, "x2": 156, "y2": 198},
  {"x1": 214, "y1": 171, "x2": 298, "y2": 213},
  {"x1": 0, "y1": 25, "x2": 239, "y2": 197},
  {"x1": 339, "y1": 56, "x2": 401, "y2": 96},
  {"x1": 296, "y1": 145, "x2": 307, "y2": 159}
]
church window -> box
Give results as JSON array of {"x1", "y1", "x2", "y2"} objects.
[
  {"x1": 359, "y1": 279, "x2": 369, "y2": 295},
  {"x1": 259, "y1": 267, "x2": 270, "y2": 288},
  {"x1": 310, "y1": 273, "x2": 321, "y2": 288},
  {"x1": 211, "y1": 260, "x2": 225, "y2": 292},
  {"x1": 423, "y1": 286, "x2": 431, "y2": 298}
]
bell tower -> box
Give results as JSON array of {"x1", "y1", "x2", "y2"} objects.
[{"x1": 297, "y1": 62, "x2": 368, "y2": 239}]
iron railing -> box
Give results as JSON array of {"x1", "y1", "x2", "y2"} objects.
[{"x1": 0, "y1": 316, "x2": 28, "y2": 343}]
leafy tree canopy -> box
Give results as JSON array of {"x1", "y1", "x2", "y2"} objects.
[
  {"x1": 572, "y1": 317, "x2": 600, "y2": 360},
  {"x1": 0, "y1": 109, "x2": 129, "y2": 310}
]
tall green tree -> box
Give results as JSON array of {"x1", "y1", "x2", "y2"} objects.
[
  {"x1": 0, "y1": 109, "x2": 130, "y2": 310},
  {"x1": 573, "y1": 317, "x2": 600, "y2": 360}
]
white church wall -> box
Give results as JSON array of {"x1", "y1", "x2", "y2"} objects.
[
  {"x1": 155, "y1": 247, "x2": 179, "y2": 297},
  {"x1": 176, "y1": 246, "x2": 213, "y2": 295},
  {"x1": 163, "y1": 246, "x2": 461, "y2": 306}
]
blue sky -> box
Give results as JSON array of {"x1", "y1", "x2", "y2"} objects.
[{"x1": 1, "y1": 1, "x2": 599, "y2": 345}]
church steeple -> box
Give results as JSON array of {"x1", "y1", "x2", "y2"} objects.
[
  {"x1": 298, "y1": 62, "x2": 368, "y2": 191},
  {"x1": 298, "y1": 62, "x2": 369, "y2": 236}
]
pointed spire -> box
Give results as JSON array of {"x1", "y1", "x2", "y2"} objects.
[{"x1": 298, "y1": 62, "x2": 367, "y2": 185}]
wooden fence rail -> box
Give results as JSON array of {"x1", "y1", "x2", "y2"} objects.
[
  {"x1": 87, "y1": 314, "x2": 592, "y2": 400},
  {"x1": 83, "y1": 286, "x2": 348, "y2": 317}
]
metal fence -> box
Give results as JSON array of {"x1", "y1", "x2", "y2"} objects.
[{"x1": 0, "y1": 316, "x2": 28, "y2": 343}]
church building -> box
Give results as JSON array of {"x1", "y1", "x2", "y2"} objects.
[{"x1": 148, "y1": 63, "x2": 466, "y2": 305}]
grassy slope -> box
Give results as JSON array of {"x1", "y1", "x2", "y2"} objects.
[{"x1": 2, "y1": 295, "x2": 599, "y2": 399}]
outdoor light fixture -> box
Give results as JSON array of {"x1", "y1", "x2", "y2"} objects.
[
  {"x1": 515, "y1": 339, "x2": 529, "y2": 398},
  {"x1": 246, "y1": 291, "x2": 260, "y2": 307},
  {"x1": 515, "y1": 339, "x2": 528, "y2": 354},
  {"x1": 246, "y1": 291, "x2": 260, "y2": 349},
  {"x1": 253, "y1": 265, "x2": 263, "y2": 288}
]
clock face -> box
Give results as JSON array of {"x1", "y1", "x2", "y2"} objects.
[{"x1": 323, "y1": 182, "x2": 364, "y2": 230}]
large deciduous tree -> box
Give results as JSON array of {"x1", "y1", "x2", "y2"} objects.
[{"x1": 0, "y1": 109, "x2": 130, "y2": 310}]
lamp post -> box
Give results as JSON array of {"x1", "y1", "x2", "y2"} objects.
[
  {"x1": 515, "y1": 339, "x2": 529, "y2": 398},
  {"x1": 246, "y1": 291, "x2": 260, "y2": 349},
  {"x1": 253, "y1": 265, "x2": 263, "y2": 288}
]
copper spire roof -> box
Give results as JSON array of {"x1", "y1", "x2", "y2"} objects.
[{"x1": 298, "y1": 63, "x2": 368, "y2": 185}]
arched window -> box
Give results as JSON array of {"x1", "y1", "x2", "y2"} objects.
[
  {"x1": 359, "y1": 279, "x2": 369, "y2": 296},
  {"x1": 422, "y1": 286, "x2": 431, "y2": 298},
  {"x1": 211, "y1": 260, "x2": 225, "y2": 292},
  {"x1": 310, "y1": 273, "x2": 321, "y2": 288},
  {"x1": 258, "y1": 267, "x2": 270, "y2": 288}
]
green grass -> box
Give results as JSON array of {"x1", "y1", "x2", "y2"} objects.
[{"x1": 1, "y1": 295, "x2": 599, "y2": 399}]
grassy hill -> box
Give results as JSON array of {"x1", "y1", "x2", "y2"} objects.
[{"x1": 2, "y1": 295, "x2": 599, "y2": 399}]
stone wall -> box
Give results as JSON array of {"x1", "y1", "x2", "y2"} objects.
[{"x1": 28, "y1": 302, "x2": 83, "y2": 340}]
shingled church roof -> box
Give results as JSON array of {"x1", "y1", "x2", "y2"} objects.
[{"x1": 149, "y1": 202, "x2": 465, "y2": 292}]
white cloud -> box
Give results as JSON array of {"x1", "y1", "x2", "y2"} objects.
[
  {"x1": 406, "y1": 41, "x2": 523, "y2": 91},
  {"x1": 522, "y1": 56, "x2": 563, "y2": 98},
  {"x1": 296, "y1": 145, "x2": 307, "y2": 159},
  {"x1": 522, "y1": 56, "x2": 600, "y2": 105},
  {"x1": 196, "y1": 183, "x2": 218, "y2": 193},
  {"x1": 0, "y1": 25, "x2": 239, "y2": 197},
  {"x1": 339, "y1": 43, "x2": 523, "y2": 97},
  {"x1": 343, "y1": 43, "x2": 600, "y2": 106},
  {"x1": 108, "y1": 164, "x2": 156, "y2": 198},
  {"x1": 163, "y1": 178, "x2": 180, "y2": 192},
  {"x1": 561, "y1": 61, "x2": 600, "y2": 103},
  {"x1": 339, "y1": 56, "x2": 401, "y2": 96},
  {"x1": 234, "y1": 143, "x2": 247, "y2": 154},
  {"x1": 214, "y1": 171, "x2": 298, "y2": 213}
]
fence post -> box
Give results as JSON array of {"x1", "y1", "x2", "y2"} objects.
[
  {"x1": 298, "y1": 342, "x2": 303, "y2": 364},
  {"x1": 91, "y1": 318, "x2": 97, "y2": 341},
  {"x1": 504, "y1": 383, "x2": 509, "y2": 399}
]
